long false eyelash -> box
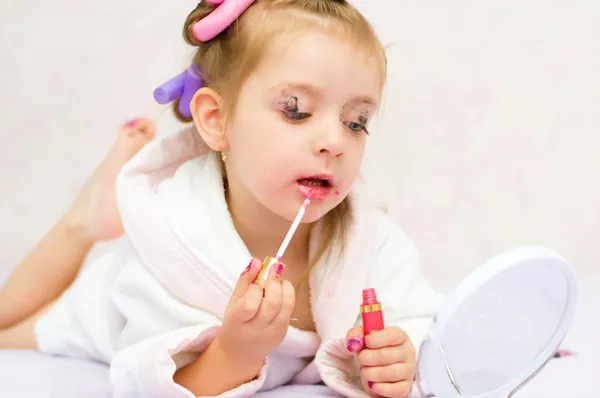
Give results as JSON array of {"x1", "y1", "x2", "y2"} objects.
[
  {"x1": 284, "y1": 110, "x2": 311, "y2": 121},
  {"x1": 339, "y1": 106, "x2": 371, "y2": 134},
  {"x1": 357, "y1": 111, "x2": 370, "y2": 134},
  {"x1": 280, "y1": 96, "x2": 310, "y2": 120},
  {"x1": 343, "y1": 121, "x2": 370, "y2": 134},
  {"x1": 358, "y1": 110, "x2": 369, "y2": 125},
  {"x1": 280, "y1": 96, "x2": 300, "y2": 112},
  {"x1": 341, "y1": 107, "x2": 370, "y2": 134}
]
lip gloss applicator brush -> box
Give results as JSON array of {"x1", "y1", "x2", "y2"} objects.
[{"x1": 254, "y1": 198, "x2": 311, "y2": 287}]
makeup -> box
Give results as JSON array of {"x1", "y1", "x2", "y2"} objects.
[
  {"x1": 280, "y1": 96, "x2": 300, "y2": 113},
  {"x1": 278, "y1": 94, "x2": 311, "y2": 121},
  {"x1": 341, "y1": 102, "x2": 371, "y2": 134},
  {"x1": 253, "y1": 197, "x2": 311, "y2": 287},
  {"x1": 297, "y1": 174, "x2": 333, "y2": 200},
  {"x1": 346, "y1": 336, "x2": 364, "y2": 353},
  {"x1": 358, "y1": 109, "x2": 369, "y2": 126},
  {"x1": 360, "y1": 288, "x2": 385, "y2": 335}
]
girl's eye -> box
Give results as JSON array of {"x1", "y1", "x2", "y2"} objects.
[
  {"x1": 342, "y1": 107, "x2": 370, "y2": 135},
  {"x1": 279, "y1": 96, "x2": 311, "y2": 122},
  {"x1": 283, "y1": 110, "x2": 311, "y2": 121},
  {"x1": 344, "y1": 121, "x2": 370, "y2": 135}
]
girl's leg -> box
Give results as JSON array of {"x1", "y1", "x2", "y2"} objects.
[
  {"x1": 0, "y1": 118, "x2": 155, "y2": 329},
  {"x1": 0, "y1": 301, "x2": 53, "y2": 349}
]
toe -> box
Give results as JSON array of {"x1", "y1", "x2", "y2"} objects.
[
  {"x1": 135, "y1": 118, "x2": 156, "y2": 140},
  {"x1": 120, "y1": 117, "x2": 155, "y2": 144}
]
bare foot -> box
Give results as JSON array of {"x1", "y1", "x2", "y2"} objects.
[{"x1": 68, "y1": 118, "x2": 155, "y2": 242}]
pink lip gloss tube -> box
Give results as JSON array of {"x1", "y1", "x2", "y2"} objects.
[{"x1": 361, "y1": 288, "x2": 384, "y2": 335}]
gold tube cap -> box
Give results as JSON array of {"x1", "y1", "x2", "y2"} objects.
[
  {"x1": 360, "y1": 303, "x2": 382, "y2": 313},
  {"x1": 253, "y1": 256, "x2": 279, "y2": 288}
]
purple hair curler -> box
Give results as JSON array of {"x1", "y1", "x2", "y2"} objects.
[
  {"x1": 178, "y1": 65, "x2": 204, "y2": 118},
  {"x1": 153, "y1": 71, "x2": 187, "y2": 104},
  {"x1": 153, "y1": 65, "x2": 204, "y2": 118}
]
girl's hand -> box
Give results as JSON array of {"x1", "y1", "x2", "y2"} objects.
[
  {"x1": 346, "y1": 326, "x2": 417, "y2": 397},
  {"x1": 216, "y1": 258, "x2": 296, "y2": 366}
]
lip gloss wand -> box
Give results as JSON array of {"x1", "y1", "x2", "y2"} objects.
[{"x1": 254, "y1": 198, "x2": 311, "y2": 287}]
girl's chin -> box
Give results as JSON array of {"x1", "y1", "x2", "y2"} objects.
[
  {"x1": 269, "y1": 194, "x2": 344, "y2": 224},
  {"x1": 298, "y1": 205, "x2": 333, "y2": 224}
]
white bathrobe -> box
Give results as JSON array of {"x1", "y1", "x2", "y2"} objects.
[{"x1": 35, "y1": 126, "x2": 442, "y2": 397}]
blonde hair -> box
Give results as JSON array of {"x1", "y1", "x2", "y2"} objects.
[{"x1": 174, "y1": 0, "x2": 387, "y2": 269}]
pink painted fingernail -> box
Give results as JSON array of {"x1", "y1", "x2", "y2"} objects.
[
  {"x1": 124, "y1": 118, "x2": 139, "y2": 128},
  {"x1": 346, "y1": 337, "x2": 364, "y2": 353},
  {"x1": 271, "y1": 262, "x2": 284, "y2": 278},
  {"x1": 367, "y1": 381, "x2": 373, "y2": 389},
  {"x1": 241, "y1": 259, "x2": 254, "y2": 276}
]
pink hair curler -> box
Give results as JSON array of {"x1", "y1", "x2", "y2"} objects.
[
  {"x1": 152, "y1": 0, "x2": 255, "y2": 109},
  {"x1": 192, "y1": 0, "x2": 256, "y2": 42}
]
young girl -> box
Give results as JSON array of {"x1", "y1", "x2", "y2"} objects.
[{"x1": 0, "y1": 1, "x2": 441, "y2": 397}]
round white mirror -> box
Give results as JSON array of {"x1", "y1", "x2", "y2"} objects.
[{"x1": 417, "y1": 246, "x2": 578, "y2": 398}]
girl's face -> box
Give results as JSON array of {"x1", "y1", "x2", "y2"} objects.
[{"x1": 224, "y1": 31, "x2": 382, "y2": 223}]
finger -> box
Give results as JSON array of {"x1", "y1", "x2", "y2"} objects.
[
  {"x1": 229, "y1": 283, "x2": 264, "y2": 323},
  {"x1": 253, "y1": 259, "x2": 285, "y2": 287},
  {"x1": 231, "y1": 258, "x2": 262, "y2": 301},
  {"x1": 368, "y1": 380, "x2": 413, "y2": 398},
  {"x1": 256, "y1": 271, "x2": 283, "y2": 323},
  {"x1": 365, "y1": 326, "x2": 409, "y2": 350},
  {"x1": 271, "y1": 279, "x2": 296, "y2": 326},
  {"x1": 360, "y1": 362, "x2": 415, "y2": 383},
  {"x1": 346, "y1": 326, "x2": 365, "y2": 353},
  {"x1": 270, "y1": 262, "x2": 285, "y2": 280},
  {"x1": 359, "y1": 377, "x2": 378, "y2": 397},
  {"x1": 357, "y1": 346, "x2": 409, "y2": 367}
]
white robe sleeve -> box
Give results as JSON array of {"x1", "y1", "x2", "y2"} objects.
[
  {"x1": 34, "y1": 244, "x2": 127, "y2": 363},
  {"x1": 108, "y1": 250, "x2": 269, "y2": 398},
  {"x1": 36, "y1": 239, "x2": 268, "y2": 397},
  {"x1": 109, "y1": 325, "x2": 269, "y2": 398}
]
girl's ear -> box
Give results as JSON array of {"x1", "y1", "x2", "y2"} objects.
[{"x1": 190, "y1": 87, "x2": 228, "y2": 151}]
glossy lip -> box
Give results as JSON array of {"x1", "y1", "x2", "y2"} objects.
[
  {"x1": 299, "y1": 173, "x2": 333, "y2": 184},
  {"x1": 297, "y1": 174, "x2": 334, "y2": 200}
]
